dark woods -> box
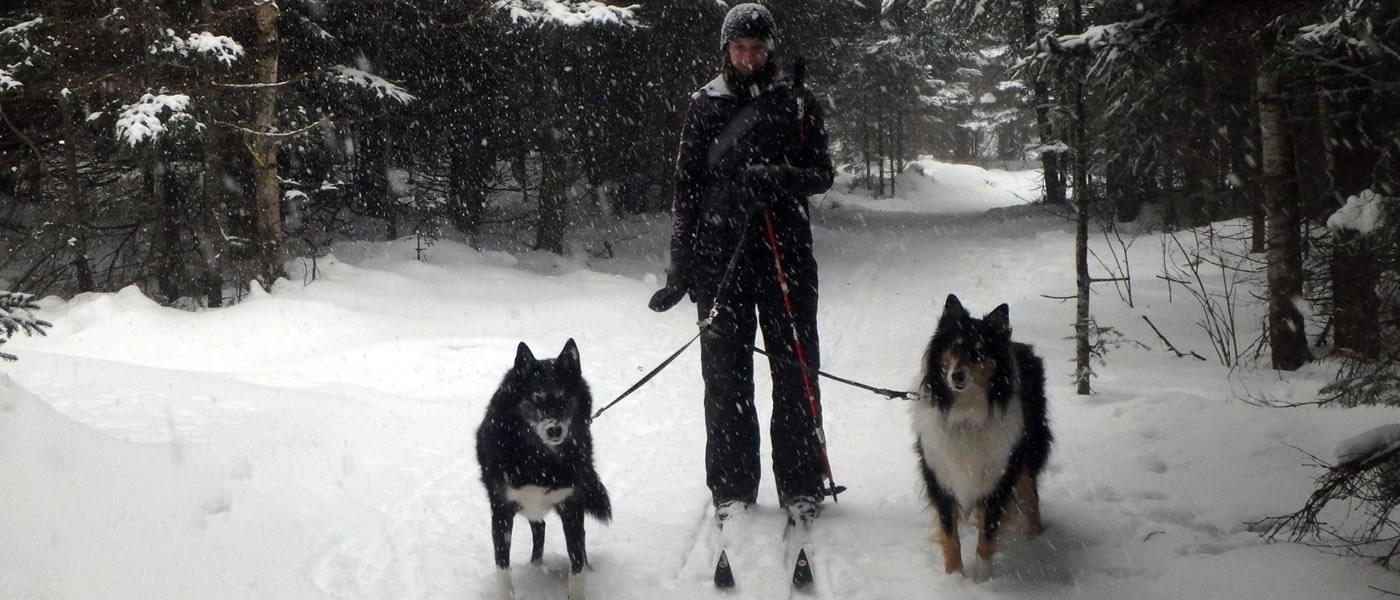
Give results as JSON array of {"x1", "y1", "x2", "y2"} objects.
[
  {"x1": 1, "y1": 0, "x2": 1398, "y2": 390},
  {"x1": 1015, "y1": 0, "x2": 1400, "y2": 392},
  {"x1": 0, "y1": 0, "x2": 1020, "y2": 305}
]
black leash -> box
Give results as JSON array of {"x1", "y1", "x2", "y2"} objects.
[
  {"x1": 747, "y1": 344, "x2": 918, "y2": 401},
  {"x1": 590, "y1": 211, "x2": 756, "y2": 424},
  {"x1": 588, "y1": 329, "x2": 702, "y2": 424}
]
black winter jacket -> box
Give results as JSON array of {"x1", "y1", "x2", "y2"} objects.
[{"x1": 668, "y1": 73, "x2": 835, "y2": 293}]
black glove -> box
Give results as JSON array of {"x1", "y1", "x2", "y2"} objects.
[
  {"x1": 648, "y1": 264, "x2": 690, "y2": 313},
  {"x1": 649, "y1": 285, "x2": 687, "y2": 312}
]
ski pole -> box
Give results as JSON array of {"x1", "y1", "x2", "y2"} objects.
[{"x1": 759, "y1": 209, "x2": 842, "y2": 501}]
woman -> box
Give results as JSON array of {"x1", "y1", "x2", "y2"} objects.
[{"x1": 648, "y1": 3, "x2": 836, "y2": 524}]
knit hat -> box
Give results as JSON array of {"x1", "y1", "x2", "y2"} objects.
[{"x1": 719, "y1": 3, "x2": 777, "y2": 52}]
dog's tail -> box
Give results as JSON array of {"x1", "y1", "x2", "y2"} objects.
[{"x1": 579, "y1": 479, "x2": 612, "y2": 523}]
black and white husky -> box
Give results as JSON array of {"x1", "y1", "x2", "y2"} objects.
[
  {"x1": 476, "y1": 339, "x2": 611, "y2": 600},
  {"x1": 911, "y1": 295, "x2": 1052, "y2": 582}
]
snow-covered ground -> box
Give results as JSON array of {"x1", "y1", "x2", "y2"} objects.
[{"x1": 3, "y1": 160, "x2": 1399, "y2": 599}]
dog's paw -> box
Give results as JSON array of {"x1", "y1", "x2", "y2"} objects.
[
  {"x1": 567, "y1": 570, "x2": 587, "y2": 600},
  {"x1": 495, "y1": 568, "x2": 514, "y2": 599},
  {"x1": 966, "y1": 557, "x2": 994, "y2": 583}
]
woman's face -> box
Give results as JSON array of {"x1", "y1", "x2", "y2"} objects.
[{"x1": 727, "y1": 37, "x2": 770, "y2": 75}]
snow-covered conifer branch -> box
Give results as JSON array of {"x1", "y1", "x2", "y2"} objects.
[
  {"x1": 0, "y1": 291, "x2": 51, "y2": 362},
  {"x1": 151, "y1": 30, "x2": 245, "y2": 66},
  {"x1": 493, "y1": 0, "x2": 640, "y2": 27},
  {"x1": 115, "y1": 93, "x2": 193, "y2": 146},
  {"x1": 0, "y1": 67, "x2": 20, "y2": 92},
  {"x1": 329, "y1": 66, "x2": 416, "y2": 104}
]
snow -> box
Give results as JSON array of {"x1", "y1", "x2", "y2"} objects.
[
  {"x1": 152, "y1": 30, "x2": 244, "y2": 66},
  {"x1": 114, "y1": 93, "x2": 191, "y2": 146},
  {"x1": 1336, "y1": 424, "x2": 1400, "y2": 466},
  {"x1": 4, "y1": 160, "x2": 1400, "y2": 599},
  {"x1": 329, "y1": 66, "x2": 416, "y2": 105},
  {"x1": 824, "y1": 159, "x2": 1039, "y2": 215},
  {"x1": 0, "y1": 68, "x2": 18, "y2": 92},
  {"x1": 494, "y1": 0, "x2": 640, "y2": 27},
  {"x1": 0, "y1": 16, "x2": 44, "y2": 42},
  {"x1": 1327, "y1": 189, "x2": 1392, "y2": 235}
]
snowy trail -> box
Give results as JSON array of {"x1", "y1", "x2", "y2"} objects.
[
  {"x1": 304, "y1": 205, "x2": 1085, "y2": 600},
  {"x1": 5, "y1": 163, "x2": 1400, "y2": 599}
]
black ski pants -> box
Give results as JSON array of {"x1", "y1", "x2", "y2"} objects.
[{"x1": 693, "y1": 236, "x2": 824, "y2": 509}]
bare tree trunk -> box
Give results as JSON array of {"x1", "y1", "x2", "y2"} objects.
[
  {"x1": 862, "y1": 118, "x2": 871, "y2": 190},
  {"x1": 1257, "y1": 68, "x2": 1308, "y2": 371},
  {"x1": 877, "y1": 113, "x2": 886, "y2": 196},
  {"x1": 1332, "y1": 233, "x2": 1379, "y2": 356},
  {"x1": 196, "y1": 0, "x2": 224, "y2": 306},
  {"x1": 1036, "y1": 0, "x2": 1068, "y2": 206},
  {"x1": 1251, "y1": 194, "x2": 1267, "y2": 252},
  {"x1": 1070, "y1": 0, "x2": 1092, "y2": 395},
  {"x1": 953, "y1": 126, "x2": 975, "y2": 163},
  {"x1": 536, "y1": 142, "x2": 568, "y2": 254},
  {"x1": 1321, "y1": 93, "x2": 1380, "y2": 356},
  {"x1": 447, "y1": 148, "x2": 486, "y2": 239},
  {"x1": 200, "y1": 113, "x2": 228, "y2": 307},
  {"x1": 1074, "y1": 180, "x2": 1092, "y2": 395},
  {"x1": 1243, "y1": 75, "x2": 1267, "y2": 252},
  {"x1": 380, "y1": 113, "x2": 399, "y2": 240},
  {"x1": 150, "y1": 145, "x2": 182, "y2": 303},
  {"x1": 58, "y1": 91, "x2": 94, "y2": 292},
  {"x1": 893, "y1": 108, "x2": 903, "y2": 197},
  {"x1": 251, "y1": 0, "x2": 284, "y2": 285}
]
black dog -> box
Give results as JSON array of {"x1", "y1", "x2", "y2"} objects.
[
  {"x1": 911, "y1": 295, "x2": 1052, "y2": 582},
  {"x1": 476, "y1": 339, "x2": 611, "y2": 600}
]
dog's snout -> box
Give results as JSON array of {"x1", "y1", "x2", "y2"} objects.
[
  {"x1": 949, "y1": 367, "x2": 970, "y2": 390},
  {"x1": 545, "y1": 424, "x2": 563, "y2": 439}
]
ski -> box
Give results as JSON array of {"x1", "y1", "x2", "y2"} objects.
[
  {"x1": 792, "y1": 548, "x2": 813, "y2": 589},
  {"x1": 713, "y1": 548, "x2": 735, "y2": 588},
  {"x1": 708, "y1": 506, "x2": 819, "y2": 593},
  {"x1": 712, "y1": 508, "x2": 745, "y2": 589},
  {"x1": 785, "y1": 515, "x2": 815, "y2": 594}
]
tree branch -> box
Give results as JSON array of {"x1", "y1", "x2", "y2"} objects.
[
  {"x1": 213, "y1": 72, "x2": 309, "y2": 89},
  {"x1": 214, "y1": 114, "x2": 333, "y2": 138},
  {"x1": 0, "y1": 102, "x2": 44, "y2": 166},
  {"x1": 1141, "y1": 315, "x2": 1208, "y2": 361}
]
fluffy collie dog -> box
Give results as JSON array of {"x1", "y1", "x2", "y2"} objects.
[{"x1": 911, "y1": 295, "x2": 1052, "y2": 581}]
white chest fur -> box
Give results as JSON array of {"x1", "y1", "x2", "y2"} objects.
[
  {"x1": 912, "y1": 396, "x2": 1024, "y2": 509},
  {"x1": 506, "y1": 485, "x2": 575, "y2": 521}
]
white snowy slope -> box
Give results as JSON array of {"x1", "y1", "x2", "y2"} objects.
[{"x1": 3, "y1": 160, "x2": 1399, "y2": 599}]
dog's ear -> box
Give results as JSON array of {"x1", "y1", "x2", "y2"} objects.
[
  {"x1": 514, "y1": 341, "x2": 537, "y2": 372},
  {"x1": 986, "y1": 303, "x2": 1011, "y2": 335},
  {"x1": 940, "y1": 294, "x2": 969, "y2": 323},
  {"x1": 557, "y1": 338, "x2": 581, "y2": 376}
]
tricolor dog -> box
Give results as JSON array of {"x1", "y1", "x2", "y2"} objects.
[{"x1": 911, "y1": 295, "x2": 1052, "y2": 581}]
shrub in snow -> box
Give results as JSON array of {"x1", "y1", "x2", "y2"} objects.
[
  {"x1": 1319, "y1": 190, "x2": 1400, "y2": 408},
  {"x1": 1266, "y1": 423, "x2": 1400, "y2": 569}
]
